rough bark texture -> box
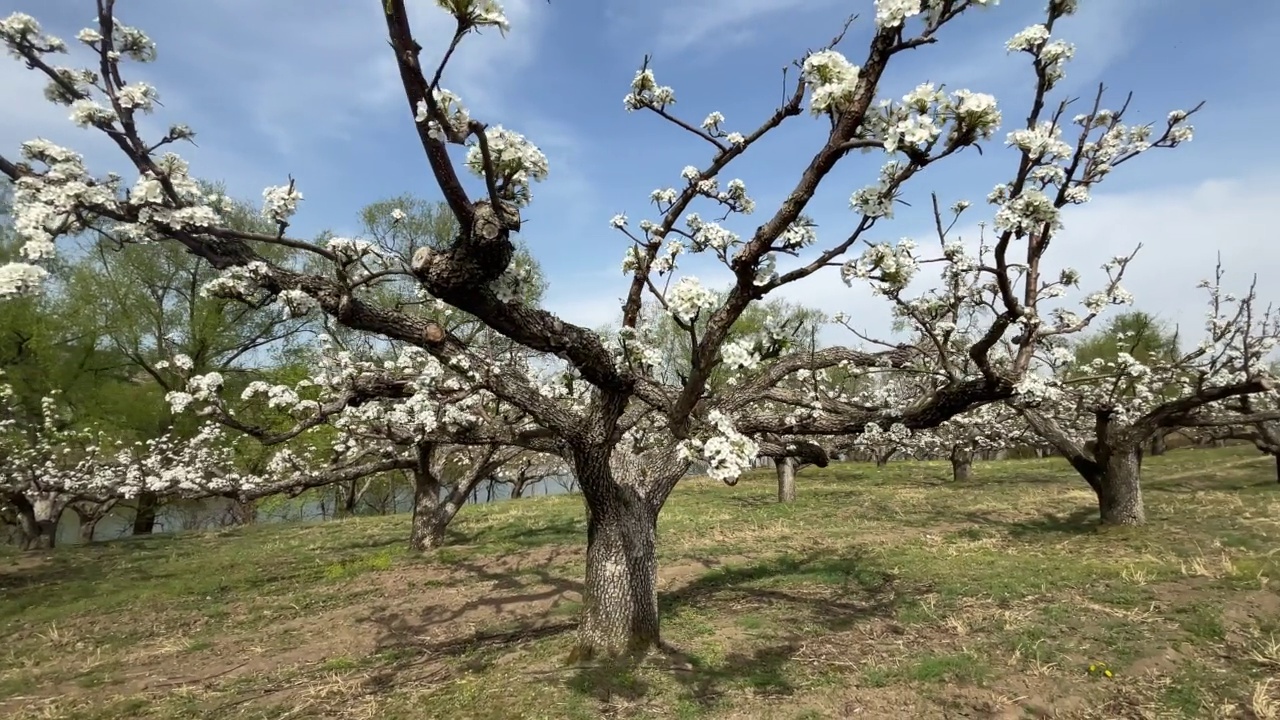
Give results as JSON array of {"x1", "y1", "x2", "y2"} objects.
[
  {"x1": 409, "y1": 482, "x2": 449, "y2": 552},
  {"x1": 950, "y1": 447, "x2": 973, "y2": 482},
  {"x1": 1096, "y1": 444, "x2": 1145, "y2": 525},
  {"x1": 577, "y1": 480, "x2": 660, "y2": 659},
  {"x1": 1022, "y1": 409, "x2": 1147, "y2": 525},
  {"x1": 409, "y1": 452, "x2": 451, "y2": 552},
  {"x1": 570, "y1": 442, "x2": 685, "y2": 660},
  {"x1": 775, "y1": 457, "x2": 797, "y2": 503},
  {"x1": 10, "y1": 492, "x2": 66, "y2": 550},
  {"x1": 407, "y1": 443, "x2": 500, "y2": 552}
]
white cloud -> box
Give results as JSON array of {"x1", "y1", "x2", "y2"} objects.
[
  {"x1": 0, "y1": 1, "x2": 545, "y2": 160},
  {"x1": 545, "y1": 174, "x2": 1280, "y2": 348},
  {"x1": 162, "y1": 0, "x2": 545, "y2": 156},
  {"x1": 907, "y1": 0, "x2": 1159, "y2": 93},
  {"x1": 607, "y1": 0, "x2": 839, "y2": 55}
]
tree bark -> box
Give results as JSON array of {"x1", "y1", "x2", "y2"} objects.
[
  {"x1": 1021, "y1": 408, "x2": 1146, "y2": 525},
  {"x1": 409, "y1": 448, "x2": 451, "y2": 552},
  {"x1": 338, "y1": 481, "x2": 359, "y2": 517},
  {"x1": 950, "y1": 447, "x2": 973, "y2": 482},
  {"x1": 568, "y1": 440, "x2": 688, "y2": 661},
  {"x1": 1096, "y1": 444, "x2": 1145, "y2": 525},
  {"x1": 510, "y1": 476, "x2": 529, "y2": 499},
  {"x1": 407, "y1": 443, "x2": 496, "y2": 552},
  {"x1": 9, "y1": 492, "x2": 66, "y2": 550},
  {"x1": 576, "y1": 482, "x2": 660, "y2": 660},
  {"x1": 775, "y1": 457, "x2": 797, "y2": 502},
  {"x1": 131, "y1": 491, "x2": 158, "y2": 535},
  {"x1": 1149, "y1": 431, "x2": 1168, "y2": 457},
  {"x1": 71, "y1": 499, "x2": 117, "y2": 544},
  {"x1": 875, "y1": 448, "x2": 897, "y2": 468}
]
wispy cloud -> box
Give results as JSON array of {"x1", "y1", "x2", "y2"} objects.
[
  {"x1": 549, "y1": 171, "x2": 1280, "y2": 343},
  {"x1": 607, "y1": 0, "x2": 841, "y2": 55}
]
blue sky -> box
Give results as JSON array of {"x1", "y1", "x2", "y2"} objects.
[{"x1": 2, "y1": 0, "x2": 1278, "y2": 345}]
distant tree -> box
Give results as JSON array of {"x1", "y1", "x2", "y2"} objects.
[
  {"x1": 67, "y1": 182, "x2": 311, "y2": 534},
  {"x1": 1021, "y1": 271, "x2": 1279, "y2": 524}
]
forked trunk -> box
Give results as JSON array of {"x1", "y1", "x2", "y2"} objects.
[
  {"x1": 510, "y1": 477, "x2": 529, "y2": 499},
  {"x1": 11, "y1": 492, "x2": 66, "y2": 550},
  {"x1": 875, "y1": 448, "x2": 896, "y2": 468},
  {"x1": 1022, "y1": 408, "x2": 1146, "y2": 526},
  {"x1": 775, "y1": 457, "x2": 796, "y2": 503},
  {"x1": 409, "y1": 461, "x2": 450, "y2": 552},
  {"x1": 1096, "y1": 444, "x2": 1145, "y2": 526},
  {"x1": 407, "y1": 443, "x2": 478, "y2": 552},
  {"x1": 576, "y1": 485, "x2": 660, "y2": 659},
  {"x1": 339, "y1": 481, "x2": 359, "y2": 517},
  {"x1": 72, "y1": 500, "x2": 116, "y2": 544},
  {"x1": 569, "y1": 441, "x2": 683, "y2": 661},
  {"x1": 950, "y1": 447, "x2": 973, "y2": 482},
  {"x1": 17, "y1": 513, "x2": 57, "y2": 550}
]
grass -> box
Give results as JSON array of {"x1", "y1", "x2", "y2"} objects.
[{"x1": 2, "y1": 446, "x2": 1279, "y2": 719}]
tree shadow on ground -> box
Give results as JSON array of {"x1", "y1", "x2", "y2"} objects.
[
  {"x1": 946, "y1": 506, "x2": 1101, "y2": 539},
  {"x1": 446, "y1": 515, "x2": 584, "y2": 548},
  {"x1": 362, "y1": 543, "x2": 587, "y2": 656},
  {"x1": 359, "y1": 549, "x2": 907, "y2": 710},
  {"x1": 651, "y1": 552, "x2": 903, "y2": 709}
]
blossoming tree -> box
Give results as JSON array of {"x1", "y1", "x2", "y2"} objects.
[
  {"x1": 0, "y1": 0, "x2": 1224, "y2": 657},
  {"x1": 0, "y1": 370, "x2": 265, "y2": 548},
  {"x1": 166, "y1": 335, "x2": 566, "y2": 550},
  {"x1": 1208, "y1": 392, "x2": 1280, "y2": 483},
  {"x1": 1018, "y1": 266, "x2": 1279, "y2": 524}
]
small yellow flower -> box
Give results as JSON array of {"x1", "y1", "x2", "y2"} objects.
[{"x1": 1103, "y1": 669, "x2": 1113, "y2": 678}]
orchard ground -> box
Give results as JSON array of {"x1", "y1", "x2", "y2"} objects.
[{"x1": 3, "y1": 447, "x2": 1279, "y2": 720}]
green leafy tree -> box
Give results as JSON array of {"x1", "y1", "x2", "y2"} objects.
[
  {"x1": 66, "y1": 182, "x2": 312, "y2": 533},
  {"x1": 1067, "y1": 310, "x2": 1181, "y2": 455}
]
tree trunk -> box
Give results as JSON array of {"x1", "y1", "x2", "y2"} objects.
[
  {"x1": 950, "y1": 447, "x2": 973, "y2": 482},
  {"x1": 407, "y1": 443, "x2": 474, "y2": 552},
  {"x1": 71, "y1": 500, "x2": 116, "y2": 544},
  {"x1": 876, "y1": 448, "x2": 897, "y2": 468},
  {"x1": 339, "y1": 481, "x2": 359, "y2": 517},
  {"x1": 576, "y1": 485, "x2": 660, "y2": 660},
  {"x1": 510, "y1": 477, "x2": 529, "y2": 499},
  {"x1": 410, "y1": 463, "x2": 449, "y2": 552},
  {"x1": 10, "y1": 492, "x2": 66, "y2": 550},
  {"x1": 132, "y1": 491, "x2": 158, "y2": 535},
  {"x1": 1021, "y1": 408, "x2": 1146, "y2": 526},
  {"x1": 78, "y1": 515, "x2": 97, "y2": 544},
  {"x1": 1096, "y1": 444, "x2": 1145, "y2": 526},
  {"x1": 775, "y1": 457, "x2": 796, "y2": 503},
  {"x1": 567, "y1": 441, "x2": 683, "y2": 662},
  {"x1": 1149, "y1": 432, "x2": 1168, "y2": 457}
]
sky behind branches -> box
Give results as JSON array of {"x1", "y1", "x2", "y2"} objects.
[{"x1": 1, "y1": 0, "x2": 1276, "y2": 344}]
